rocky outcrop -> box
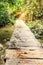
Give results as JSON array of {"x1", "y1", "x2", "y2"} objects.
[{"x1": 7, "y1": 20, "x2": 40, "y2": 49}]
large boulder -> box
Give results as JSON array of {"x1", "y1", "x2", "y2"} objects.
[{"x1": 7, "y1": 20, "x2": 40, "y2": 49}]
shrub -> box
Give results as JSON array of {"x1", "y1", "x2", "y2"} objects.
[{"x1": 0, "y1": 2, "x2": 14, "y2": 27}]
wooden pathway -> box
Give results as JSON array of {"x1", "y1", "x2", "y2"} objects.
[{"x1": 5, "y1": 20, "x2": 43, "y2": 65}]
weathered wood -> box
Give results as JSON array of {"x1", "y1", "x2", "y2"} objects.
[
  {"x1": 5, "y1": 48, "x2": 43, "y2": 65},
  {"x1": 5, "y1": 58, "x2": 43, "y2": 65},
  {"x1": 5, "y1": 48, "x2": 43, "y2": 59}
]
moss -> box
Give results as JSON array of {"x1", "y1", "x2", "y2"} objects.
[{"x1": 0, "y1": 25, "x2": 14, "y2": 43}]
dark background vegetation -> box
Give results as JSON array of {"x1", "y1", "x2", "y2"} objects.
[{"x1": 0, "y1": 0, "x2": 43, "y2": 46}]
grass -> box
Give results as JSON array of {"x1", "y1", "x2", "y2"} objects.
[{"x1": 0, "y1": 25, "x2": 14, "y2": 44}]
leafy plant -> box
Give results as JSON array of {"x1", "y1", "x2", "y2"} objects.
[{"x1": 0, "y1": 2, "x2": 15, "y2": 27}]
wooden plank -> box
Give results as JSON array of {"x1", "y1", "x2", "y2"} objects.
[
  {"x1": 5, "y1": 59, "x2": 43, "y2": 65},
  {"x1": 5, "y1": 49, "x2": 43, "y2": 59}
]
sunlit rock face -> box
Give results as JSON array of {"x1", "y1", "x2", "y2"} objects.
[{"x1": 8, "y1": 20, "x2": 40, "y2": 48}]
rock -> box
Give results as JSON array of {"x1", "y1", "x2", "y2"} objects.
[
  {"x1": 6, "y1": 38, "x2": 10, "y2": 41},
  {"x1": 8, "y1": 20, "x2": 40, "y2": 49},
  {"x1": 0, "y1": 44, "x2": 5, "y2": 64},
  {"x1": 3, "y1": 39, "x2": 7, "y2": 42},
  {"x1": 6, "y1": 41, "x2": 16, "y2": 49},
  {"x1": 0, "y1": 44, "x2": 3, "y2": 48}
]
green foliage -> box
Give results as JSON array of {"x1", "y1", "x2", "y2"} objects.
[
  {"x1": 9, "y1": 0, "x2": 24, "y2": 14},
  {"x1": 8, "y1": 0, "x2": 24, "y2": 5},
  {"x1": 0, "y1": 2, "x2": 9, "y2": 27},
  {"x1": 0, "y1": 0, "x2": 24, "y2": 27},
  {"x1": 27, "y1": 20, "x2": 43, "y2": 40},
  {"x1": 0, "y1": 2, "x2": 15, "y2": 27},
  {"x1": 25, "y1": 0, "x2": 43, "y2": 21},
  {"x1": 33, "y1": 4, "x2": 43, "y2": 18}
]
